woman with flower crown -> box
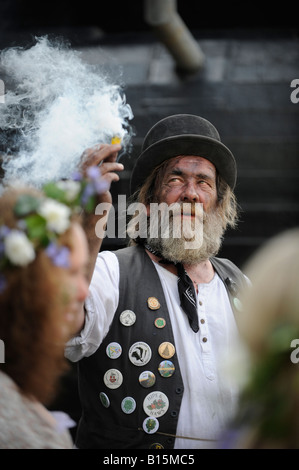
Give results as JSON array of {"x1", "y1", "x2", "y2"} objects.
[
  {"x1": 218, "y1": 227, "x2": 299, "y2": 449},
  {"x1": 0, "y1": 142, "x2": 123, "y2": 448}
]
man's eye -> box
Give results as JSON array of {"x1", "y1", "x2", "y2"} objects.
[{"x1": 199, "y1": 180, "x2": 211, "y2": 187}]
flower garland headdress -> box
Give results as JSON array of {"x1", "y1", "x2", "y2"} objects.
[{"x1": 0, "y1": 166, "x2": 107, "y2": 293}]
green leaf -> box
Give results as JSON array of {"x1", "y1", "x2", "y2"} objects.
[
  {"x1": 84, "y1": 195, "x2": 96, "y2": 213},
  {"x1": 14, "y1": 194, "x2": 40, "y2": 217},
  {"x1": 24, "y1": 214, "x2": 47, "y2": 241},
  {"x1": 43, "y1": 182, "x2": 68, "y2": 204},
  {"x1": 269, "y1": 324, "x2": 299, "y2": 352}
]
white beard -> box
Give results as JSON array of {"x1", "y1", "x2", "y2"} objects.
[{"x1": 147, "y1": 203, "x2": 224, "y2": 265}]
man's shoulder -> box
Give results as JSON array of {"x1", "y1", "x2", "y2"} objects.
[
  {"x1": 211, "y1": 256, "x2": 243, "y2": 272},
  {"x1": 113, "y1": 244, "x2": 144, "y2": 261},
  {"x1": 210, "y1": 256, "x2": 247, "y2": 285}
]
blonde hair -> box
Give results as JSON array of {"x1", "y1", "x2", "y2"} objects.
[
  {"x1": 231, "y1": 227, "x2": 299, "y2": 448},
  {"x1": 240, "y1": 227, "x2": 299, "y2": 356}
]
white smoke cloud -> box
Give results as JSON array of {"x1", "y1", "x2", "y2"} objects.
[{"x1": 0, "y1": 36, "x2": 134, "y2": 187}]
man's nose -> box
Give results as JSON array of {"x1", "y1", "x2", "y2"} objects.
[{"x1": 181, "y1": 181, "x2": 202, "y2": 203}]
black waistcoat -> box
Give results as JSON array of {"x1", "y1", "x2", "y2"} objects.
[{"x1": 75, "y1": 245, "x2": 246, "y2": 449}]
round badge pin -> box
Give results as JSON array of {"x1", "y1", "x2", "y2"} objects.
[
  {"x1": 121, "y1": 396, "x2": 136, "y2": 414},
  {"x1": 143, "y1": 416, "x2": 159, "y2": 434},
  {"x1": 154, "y1": 317, "x2": 166, "y2": 329},
  {"x1": 143, "y1": 391, "x2": 169, "y2": 418},
  {"x1": 139, "y1": 370, "x2": 156, "y2": 388},
  {"x1": 99, "y1": 392, "x2": 110, "y2": 408},
  {"x1": 158, "y1": 341, "x2": 175, "y2": 359},
  {"x1": 129, "y1": 341, "x2": 152, "y2": 366},
  {"x1": 149, "y1": 443, "x2": 164, "y2": 449},
  {"x1": 158, "y1": 360, "x2": 175, "y2": 378},
  {"x1": 106, "y1": 342, "x2": 122, "y2": 359},
  {"x1": 103, "y1": 368, "x2": 123, "y2": 389},
  {"x1": 147, "y1": 297, "x2": 160, "y2": 310},
  {"x1": 119, "y1": 309, "x2": 136, "y2": 326}
]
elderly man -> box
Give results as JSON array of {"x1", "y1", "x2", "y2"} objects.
[{"x1": 66, "y1": 114, "x2": 247, "y2": 449}]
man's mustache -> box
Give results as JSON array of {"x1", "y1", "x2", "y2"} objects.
[{"x1": 164, "y1": 202, "x2": 205, "y2": 222}]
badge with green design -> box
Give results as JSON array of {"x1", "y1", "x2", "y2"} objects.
[
  {"x1": 121, "y1": 396, "x2": 136, "y2": 414},
  {"x1": 143, "y1": 417, "x2": 159, "y2": 434}
]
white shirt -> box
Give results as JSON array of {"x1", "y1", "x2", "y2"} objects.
[{"x1": 65, "y1": 250, "x2": 240, "y2": 449}]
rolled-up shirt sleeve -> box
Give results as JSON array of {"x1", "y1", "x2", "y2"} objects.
[{"x1": 65, "y1": 251, "x2": 119, "y2": 362}]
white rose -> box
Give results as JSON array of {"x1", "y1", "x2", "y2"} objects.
[
  {"x1": 4, "y1": 230, "x2": 35, "y2": 266},
  {"x1": 56, "y1": 180, "x2": 81, "y2": 202},
  {"x1": 38, "y1": 199, "x2": 71, "y2": 234}
]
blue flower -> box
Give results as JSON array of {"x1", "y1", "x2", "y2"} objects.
[
  {"x1": 71, "y1": 171, "x2": 83, "y2": 182},
  {"x1": 94, "y1": 178, "x2": 109, "y2": 194},
  {"x1": 0, "y1": 225, "x2": 10, "y2": 238},
  {"x1": 80, "y1": 183, "x2": 95, "y2": 206},
  {"x1": 86, "y1": 166, "x2": 101, "y2": 181},
  {"x1": 45, "y1": 242, "x2": 70, "y2": 268}
]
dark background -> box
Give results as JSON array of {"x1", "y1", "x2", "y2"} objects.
[
  {"x1": 0, "y1": 0, "x2": 298, "y2": 48},
  {"x1": 1, "y1": 1, "x2": 299, "y2": 435},
  {"x1": 1, "y1": 0, "x2": 298, "y2": 265}
]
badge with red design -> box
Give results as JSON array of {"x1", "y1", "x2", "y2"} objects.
[
  {"x1": 103, "y1": 368, "x2": 123, "y2": 389},
  {"x1": 143, "y1": 391, "x2": 169, "y2": 418}
]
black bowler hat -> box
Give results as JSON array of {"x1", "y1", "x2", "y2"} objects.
[{"x1": 130, "y1": 114, "x2": 237, "y2": 194}]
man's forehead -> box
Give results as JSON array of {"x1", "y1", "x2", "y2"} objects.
[{"x1": 165, "y1": 155, "x2": 216, "y2": 173}]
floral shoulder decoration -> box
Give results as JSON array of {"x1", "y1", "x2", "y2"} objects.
[
  {"x1": 229, "y1": 323, "x2": 299, "y2": 445},
  {"x1": 0, "y1": 167, "x2": 108, "y2": 293}
]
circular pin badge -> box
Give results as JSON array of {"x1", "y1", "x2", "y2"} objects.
[
  {"x1": 143, "y1": 391, "x2": 169, "y2": 418},
  {"x1": 129, "y1": 341, "x2": 152, "y2": 366},
  {"x1": 149, "y1": 443, "x2": 164, "y2": 449},
  {"x1": 99, "y1": 392, "x2": 110, "y2": 408},
  {"x1": 147, "y1": 297, "x2": 160, "y2": 310},
  {"x1": 121, "y1": 396, "x2": 136, "y2": 414},
  {"x1": 154, "y1": 317, "x2": 166, "y2": 329},
  {"x1": 119, "y1": 309, "x2": 136, "y2": 326},
  {"x1": 143, "y1": 416, "x2": 159, "y2": 434},
  {"x1": 158, "y1": 341, "x2": 175, "y2": 359},
  {"x1": 103, "y1": 369, "x2": 123, "y2": 389},
  {"x1": 139, "y1": 370, "x2": 156, "y2": 388},
  {"x1": 158, "y1": 360, "x2": 175, "y2": 378},
  {"x1": 106, "y1": 342, "x2": 122, "y2": 359}
]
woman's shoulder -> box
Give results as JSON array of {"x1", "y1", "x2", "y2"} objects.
[{"x1": 0, "y1": 370, "x2": 73, "y2": 449}]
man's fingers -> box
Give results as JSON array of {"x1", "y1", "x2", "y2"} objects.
[
  {"x1": 81, "y1": 143, "x2": 122, "y2": 168},
  {"x1": 100, "y1": 161, "x2": 124, "y2": 175},
  {"x1": 101, "y1": 170, "x2": 123, "y2": 187}
]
